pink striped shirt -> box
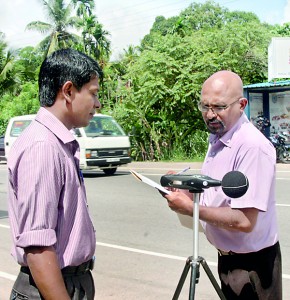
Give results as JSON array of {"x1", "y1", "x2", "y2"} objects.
[
  {"x1": 8, "y1": 108, "x2": 96, "y2": 268},
  {"x1": 200, "y1": 113, "x2": 278, "y2": 253}
]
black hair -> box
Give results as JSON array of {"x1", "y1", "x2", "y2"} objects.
[{"x1": 38, "y1": 48, "x2": 103, "y2": 107}]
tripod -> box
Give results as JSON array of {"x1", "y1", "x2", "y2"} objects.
[{"x1": 172, "y1": 191, "x2": 226, "y2": 300}]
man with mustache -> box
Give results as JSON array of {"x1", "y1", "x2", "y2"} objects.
[{"x1": 164, "y1": 70, "x2": 282, "y2": 299}]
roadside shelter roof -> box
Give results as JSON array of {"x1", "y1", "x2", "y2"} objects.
[{"x1": 244, "y1": 80, "x2": 290, "y2": 91}]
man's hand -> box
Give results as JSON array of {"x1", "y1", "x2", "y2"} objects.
[{"x1": 164, "y1": 191, "x2": 194, "y2": 216}]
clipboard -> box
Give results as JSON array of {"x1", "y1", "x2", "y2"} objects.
[
  {"x1": 130, "y1": 170, "x2": 203, "y2": 231},
  {"x1": 130, "y1": 170, "x2": 170, "y2": 195}
]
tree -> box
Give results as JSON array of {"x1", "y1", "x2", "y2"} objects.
[
  {"x1": 179, "y1": 0, "x2": 227, "y2": 31},
  {"x1": 13, "y1": 47, "x2": 43, "y2": 83},
  {"x1": 141, "y1": 16, "x2": 179, "y2": 50},
  {"x1": 71, "y1": 0, "x2": 111, "y2": 65},
  {"x1": 119, "y1": 45, "x2": 139, "y2": 68},
  {"x1": 0, "y1": 82, "x2": 39, "y2": 134},
  {"x1": 272, "y1": 22, "x2": 290, "y2": 36},
  {"x1": 0, "y1": 33, "x2": 20, "y2": 96},
  {"x1": 88, "y1": 21, "x2": 111, "y2": 64},
  {"x1": 26, "y1": 0, "x2": 80, "y2": 56},
  {"x1": 72, "y1": 0, "x2": 95, "y2": 16},
  {"x1": 0, "y1": 1, "x2": 281, "y2": 161},
  {"x1": 0, "y1": 36, "x2": 40, "y2": 134},
  {"x1": 142, "y1": 0, "x2": 228, "y2": 50},
  {"x1": 110, "y1": 3, "x2": 274, "y2": 161}
]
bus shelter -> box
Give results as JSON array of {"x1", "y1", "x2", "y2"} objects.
[{"x1": 243, "y1": 80, "x2": 290, "y2": 139}]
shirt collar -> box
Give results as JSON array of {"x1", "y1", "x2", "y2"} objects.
[
  {"x1": 209, "y1": 113, "x2": 249, "y2": 147},
  {"x1": 35, "y1": 107, "x2": 76, "y2": 144}
]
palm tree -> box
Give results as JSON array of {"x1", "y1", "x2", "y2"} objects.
[
  {"x1": 26, "y1": 0, "x2": 80, "y2": 56},
  {"x1": 73, "y1": 2, "x2": 111, "y2": 64},
  {"x1": 0, "y1": 32, "x2": 6, "y2": 55},
  {"x1": 122, "y1": 45, "x2": 139, "y2": 66},
  {"x1": 0, "y1": 33, "x2": 20, "y2": 96},
  {"x1": 90, "y1": 21, "x2": 111, "y2": 63},
  {"x1": 72, "y1": 0, "x2": 95, "y2": 17}
]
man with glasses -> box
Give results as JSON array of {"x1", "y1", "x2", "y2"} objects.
[{"x1": 163, "y1": 70, "x2": 282, "y2": 299}]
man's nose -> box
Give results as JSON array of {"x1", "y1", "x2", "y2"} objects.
[
  {"x1": 206, "y1": 107, "x2": 217, "y2": 118},
  {"x1": 95, "y1": 98, "x2": 102, "y2": 109}
]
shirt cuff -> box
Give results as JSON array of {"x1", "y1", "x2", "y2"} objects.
[{"x1": 16, "y1": 229, "x2": 57, "y2": 248}]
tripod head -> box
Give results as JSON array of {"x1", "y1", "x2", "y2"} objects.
[{"x1": 160, "y1": 171, "x2": 249, "y2": 198}]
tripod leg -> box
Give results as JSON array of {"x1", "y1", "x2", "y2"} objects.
[
  {"x1": 189, "y1": 260, "x2": 200, "y2": 300},
  {"x1": 200, "y1": 257, "x2": 227, "y2": 300},
  {"x1": 172, "y1": 257, "x2": 192, "y2": 300}
]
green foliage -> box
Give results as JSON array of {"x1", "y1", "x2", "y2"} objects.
[
  {"x1": 106, "y1": 1, "x2": 275, "y2": 161},
  {"x1": 0, "y1": 49, "x2": 19, "y2": 96},
  {"x1": 180, "y1": 1, "x2": 227, "y2": 31},
  {"x1": 160, "y1": 129, "x2": 209, "y2": 161},
  {"x1": 0, "y1": 0, "x2": 111, "y2": 136},
  {"x1": 26, "y1": 0, "x2": 82, "y2": 56},
  {"x1": 0, "y1": 1, "x2": 287, "y2": 162},
  {"x1": 103, "y1": 34, "x2": 208, "y2": 160},
  {"x1": 0, "y1": 82, "x2": 39, "y2": 134},
  {"x1": 0, "y1": 33, "x2": 21, "y2": 96},
  {"x1": 73, "y1": 0, "x2": 111, "y2": 64},
  {"x1": 141, "y1": 16, "x2": 179, "y2": 49},
  {"x1": 14, "y1": 47, "x2": 43, "y2": 82},
  {"x1": 272, "y1": 22, "x2": 290, "y2": 36}
]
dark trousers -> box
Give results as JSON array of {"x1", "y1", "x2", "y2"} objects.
[
  {"x1": 10, "y1": 269, "x2": 95, "y2": 300},
  {"x1": 218, "y1": 242, "x2": 282, "y2": 300}
]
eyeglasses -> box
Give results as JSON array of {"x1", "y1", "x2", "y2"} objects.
[{"x1": 198, "y1": 98, "x2": 242, "y2": 114}]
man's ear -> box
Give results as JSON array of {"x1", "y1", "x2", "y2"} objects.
[
  {"x1": 62, "y1": 81, "x2": 74, "y2": 103},
  {"x1": 240, "y1": 98, "x2": 248, "y2": 110}
]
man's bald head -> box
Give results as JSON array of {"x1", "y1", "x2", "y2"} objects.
[
  {"x1": 199, "y1": 70, "x2": 247, "y2": 135},
  {"x1": 202, "y1": 70, "x2": 243, "y2": 100}
]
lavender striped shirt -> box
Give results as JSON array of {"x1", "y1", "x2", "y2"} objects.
[
  {"x1": 200, "y1": 113, "x2": 278, "y2": 253},
  {"x1": 8, "y1": 108, "x2": 96, "y2": 268}
]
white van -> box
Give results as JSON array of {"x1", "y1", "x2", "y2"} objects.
[{"x1": 5, "y1": 114, "x2": 132, "y2": 175}]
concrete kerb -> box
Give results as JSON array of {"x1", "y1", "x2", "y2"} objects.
[{"x1": 119, "y1": 161, "x2": 290, "y2": 173}]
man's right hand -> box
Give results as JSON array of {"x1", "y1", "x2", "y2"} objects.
[{"x1": 164, "y1": 191, "x2": 194, "y2": 216}]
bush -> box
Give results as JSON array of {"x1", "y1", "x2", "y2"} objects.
[{"x1": 0, "y1": 82, "x2": 39, "y2": 135}]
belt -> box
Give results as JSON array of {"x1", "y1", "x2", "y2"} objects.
[
  {"x1": 218, "y1": 249, "x2": 236, "y2": 256},
  {"x1": 20, "y1": 258, "x2": 94, "y2": 276},
  {"x1": 218, "y1": 242, "x2": 280, "y2": 256},
  {"x1": 61, "y1": 258, "x2": 94, "y2": 275}
]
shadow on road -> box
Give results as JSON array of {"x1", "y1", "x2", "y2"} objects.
[
  {"x1": 0, "y1": 210, "x2": 8, "y2": 219},
  {"x1": 82, "y1": 171, "x2": 130, "y2": 178}
]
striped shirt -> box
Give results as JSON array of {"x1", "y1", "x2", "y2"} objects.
[
  {"x1": 200, "y1": 113, "x2": 278, "y2": 253},
  {"x1": 8, "y1": 107, "x2": 96, "y2": 268}
]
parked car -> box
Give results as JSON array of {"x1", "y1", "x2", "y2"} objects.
[
  {"x1": 0, "y1": 135, "x2": 6, "y2": 162},
  {"x1": 5, "y1": 114, "x2": 132, "y2": 175}
]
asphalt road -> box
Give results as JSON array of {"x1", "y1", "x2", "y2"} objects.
[{"x1": 0, "y1": 161, "x2": 290, "y2": 299}]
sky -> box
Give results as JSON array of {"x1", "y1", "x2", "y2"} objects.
[{"x1": 0, "y1": 0, "x2": 290, "y2": 60}]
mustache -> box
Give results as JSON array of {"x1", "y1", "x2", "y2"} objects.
[
  {"x1": 206, "y1": 119, "x2": 225, "y2": 134},
  {"x1": 206, "y1": 118, "x2": 221, "y2": 125}
]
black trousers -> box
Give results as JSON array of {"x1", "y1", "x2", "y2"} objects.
[
  {"x1": 10, "y1": 269, "x2": 95, "y2": 300},
  {"x1": 218, "y1": 242, "x2": 282, "y2": 300}
]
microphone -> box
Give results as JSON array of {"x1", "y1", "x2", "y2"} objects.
[
  {"x1": 221, "y1": 171, "x2": 249, "y2": 198},
  {"x1": 160, "y1": 171, "x2": 249, "y2": 198}
]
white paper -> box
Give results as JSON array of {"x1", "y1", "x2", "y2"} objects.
[
  {"x1": 130, "y1": 170, "x2": 171, "y2": 195},
  {"x1": 130, "y1": 170, "x2": 204, "y2": 231},
  {"x1": 177, "y1": 213, "x2": 204, "y2": 232},
  {"x1": 177, "y1": 213, "x2": 193, "y2": 229}
]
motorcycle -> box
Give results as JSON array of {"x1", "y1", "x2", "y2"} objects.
[{"x1": 252, "y1": 115, "x2": 290, "y2": 164}]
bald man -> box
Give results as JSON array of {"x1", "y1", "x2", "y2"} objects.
[{"x1": 164, "y1": 71, "x2": 282, "y2": 299}]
